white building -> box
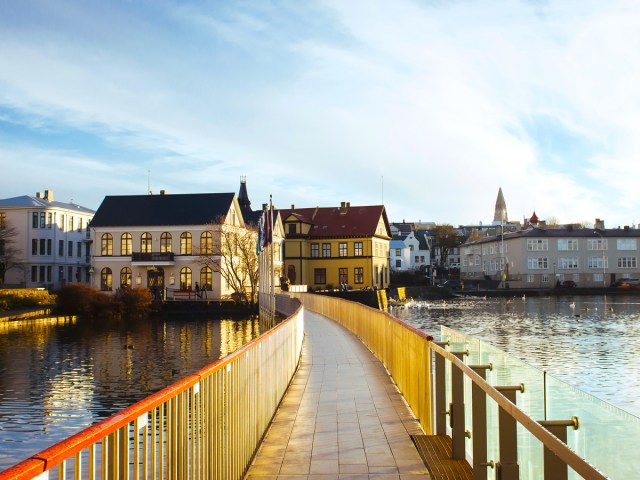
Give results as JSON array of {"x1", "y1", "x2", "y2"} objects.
[{"x1": 0, "y1": 190, "x2": 95, "y2": 289}]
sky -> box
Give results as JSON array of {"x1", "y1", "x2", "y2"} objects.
[{"x1": 1, "y1": 0, "x2": 640, "y2": 228}]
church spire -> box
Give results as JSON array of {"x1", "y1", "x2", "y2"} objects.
[
  {"x1": 238, "y1": 176, "x2": 252, "y2": 214},
  {"x1": 493, "y1": 187, "x2": 508, "y2": 224}
]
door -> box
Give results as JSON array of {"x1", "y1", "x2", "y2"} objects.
[{"x1": 147, "y1": 269, "x2": 165, "y2": 299}]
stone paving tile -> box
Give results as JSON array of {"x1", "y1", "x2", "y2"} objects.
[{"x1": 246, "y1": 311, "x2": 430, "y2": 479}]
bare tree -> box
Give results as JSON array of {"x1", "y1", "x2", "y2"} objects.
[
  {"x1": 434, "y1": 224, "x2": 463, "y2": 266},
  {"x1": 0, "y1": 220, "x2": 23, "y2": 284},
  {"x1": 196, "y1": 217, "x2": 259, "y2": 305}
]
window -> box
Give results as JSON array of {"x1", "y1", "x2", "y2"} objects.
[
  {"x1": 617, "y1": 239, "x2": 637, "y2": 251},
  {"x1": 587, "y1": 239, "x2": 607, "y2": 250},
  {"x1": 311, "y1": 244, "x2": 319, "y2": 258},
  {"x1": 78, "y1": 218, "x2": 82, "y2": 232},
  {"x1": 415, "y1": 256, "x2": 419, "y2": 263},
  {"x1": 47, "y1": 239, "x2": 52, "y2": 255},
  {"x1": 141, "y1": 232, "x2": 152, "y2": 253},
  {"x1": 322, "y1": 243, "x2": 331, "y2": 257},
  {"x1": 200, "y1": 231, "x2": 213, "y2": 255},
  {"x1": 58, "y1": 240, "x2": 64, "y2": 256},
  {"x1": 527, "y1": 257, "x2": 548, "y2": 269},
  {"x1": 527, "y1": 239, "x2": 548, "y2": 251},
  {"x1": 68, "y1": 241, "x2": 73, "y2": 257},
  {"x1": 120, "y1": 267, "x2": 132, "y2": 288},
  {"x1": 68, "y1": 266, "x2": 73, "y2": 283},
  {"x1": 59, "y1": 214, "x2": 65, "y2": 231},
  {"x1": 618, "y1": 257, "x2": 637, "y2": 268},
  {"x1": 396, "y1": 259, "x2": 402, "y2": 268},
  {"x1": 339, "y1": 268, "x2": 348, "y2": 284},
  {"x1": 339, "y1": 243, "x2": 347, "y2": 257},
  {"x1": 160, "y1": 232, "x2": 172, "y2": 253},
  {"x1": 593, "y1": 273, "x2": 604, "y2": 282},
  {"x1": 395, "y1": 248, "x2": 401, "y2": 256},
  {"x1": 587, "y1": 257, "x2": 608, "y2": 269},
  {"x1": 39, "y1": 266, "x2": 45, "y2": 282},
  {"x1": 47, "y1": 212, "x2": 53, "y2": 228},
  {"x1": 527, "y1": 274, "x2": 535, "y2": 283},
  {"x1": 101, "y1": 233, "x2": 113, "y2": 256},
  {"x1": 39, "y1": 239, "x2": 45, "y2": 255},
  {"x1": 200, "y1": 267, "x2": 213, "y2": 291},
  {"x1": 46, "y1": 266, "x2": 52, "y2": 282},
  {"x1": 314, "y1": 268, "x2": 326, "y2": 284},
  {"x1": 354, "y1": 242, "x2": 363, "y2": 256},
  {"x1": 180, "y1": 267, "x2": 192, "y2": 290},
  {"x1": 558, "y1": 239, "x2": 579, "y2": 251},
  {"x1": 31, "y1": 265, "x2": 37, "y2": 282},
  {"x1": 68, "y1": 216, "x2": 73, "y2": 232},
  {"x1": 354, "y1": 267, "x2": 364, "y2": 284},
  {"x1": 32, "y1": 239, "x2": 37, "y2": 255},
  {"x1": 542, "y1": 274, "x2": 550, "y2": 283},
  {"x1": 32, "y1": 212, "x2": 38, "y2": 228},
  {"x1": 101, "y1": 268, "x2": 113, "y2": 291},
  {"x1": 288, "y1": 224, "x2": 296, "y2": 235},
  {"x1": 40, "y1": 212, "x2": 45, "y2": 228},
  {"x1": 121, "y1": 233, "x2": 132, "y2": 256},
  {"x1": 558, "y1": 258, "x2": 579, "y2": 269},
  {"x1": 77, "y1": 242, "x2": 82, "y2": 258},
  {"x1": 180, "y1": 232, "x2": 192, "y2": 255}
]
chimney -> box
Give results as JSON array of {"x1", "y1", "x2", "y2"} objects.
[
  {"x1": 339, "y1": 201, "x2": 349, "y2": 214},
  {"x1": 44, "y1": 190, "x2": 54, "y2": 201},
  {"x1": 160, "y1": 190, "x2": 166, "y2": 195},
  {"x1": 291, "y1": 204, "x2": 295, "y2": 210},
  {"x1": 36, "y1": 192, "x2": 42, "y2": 198},
  {"x1": 595, "y1": 218, "x2": 605, "y2": 230}
]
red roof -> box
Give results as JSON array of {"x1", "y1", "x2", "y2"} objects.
[
  {"x1": 530, "y1": 211, "x2": 539, "y2": 224},
  {"x1": 279, "y1": 204, "x2": 390, "y2": 238}
]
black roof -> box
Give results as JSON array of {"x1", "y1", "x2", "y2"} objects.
[{"x1": 90, "y1": 193, "x2": 236, "y2": 227}]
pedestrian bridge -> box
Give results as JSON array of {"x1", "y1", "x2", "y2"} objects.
[{"x1": 0, "y1": 294, "x2": 607, "y2": 480}]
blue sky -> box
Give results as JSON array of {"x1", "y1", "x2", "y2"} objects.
[{"x1": 1, "y1": 0, "x2": 640, "y2": 228}]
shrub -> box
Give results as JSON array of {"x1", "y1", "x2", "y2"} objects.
[
  {"x1": 55, "y1": 284, "x2": 115, "y2": 317},
  {"x1": 0, "y1": 289, "x2": 56, "y2": 312},
  {"x1": 114, "y1": 287, "x2": 153, "y2": 316}
]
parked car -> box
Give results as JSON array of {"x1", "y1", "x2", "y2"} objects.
[
  {"x1": 561, "y1": 280, "x2": 577, "y2": 288},
  {"x1": 438, "y1": 279, "x2": 463, "y2": 290},
  {"x1": 612, "y1": 278, "x2": 640, "y2": 288}
]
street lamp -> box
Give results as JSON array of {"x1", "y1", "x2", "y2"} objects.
[{"x1": 594, "y1": 230, "x2": 606, "y2": 289}]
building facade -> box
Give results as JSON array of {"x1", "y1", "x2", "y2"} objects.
[
  {"x1": 0, "y1": 190, "x2": 94, "y2": 289},
  {"x1": 280, "y1": 202, "x2": 391, "y2": 290},
  {"x1": 89, "y1": 192, "x2": 252, "y2": 300},
  {"x1": 461, "y1": 225, "x2": 640, "y2": 288}
]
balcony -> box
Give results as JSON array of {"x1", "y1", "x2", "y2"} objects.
[{"x1": 131, "y1": 252, "x2": 175, "y2": 266}]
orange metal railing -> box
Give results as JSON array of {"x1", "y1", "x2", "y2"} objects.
[{"x1": 0, "y1": 303, "x2": 304, "y2": 480}]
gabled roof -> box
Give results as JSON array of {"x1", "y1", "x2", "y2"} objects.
[
  {"x1": 279, "y1": 204, "x2": 390, "y2": 239},
  {"x1": 390, "y1": 239, "x2": 406, "y2": 248},
  {"x1": 0, "y1": 195, "x2": 95, "y2": 214},
  {"x1": 90, "y1": 193, "x2": 237, "y2": 227}
]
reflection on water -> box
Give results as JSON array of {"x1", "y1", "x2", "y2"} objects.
[
  {"x1": 393, "y1": 294, "x2": 640, "y2": 419},
  {"x1": 0, "y1": 314, "x2": 260, "y2": 470}
]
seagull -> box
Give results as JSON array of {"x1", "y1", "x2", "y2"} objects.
[{"x1": 569, "y1": 301, "x2": 576, "y2": 309}]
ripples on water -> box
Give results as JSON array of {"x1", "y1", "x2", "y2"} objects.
[
  {"x1": 393, "y1": 294, "x2": 640, "y2": 419},
  {"x1": 0, "y1": 314, "x2": 261, "y2": 470}
]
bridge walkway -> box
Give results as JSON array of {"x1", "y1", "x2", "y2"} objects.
[{"x1": 246, "y1": 311, "x2": 431, "y2": 479}]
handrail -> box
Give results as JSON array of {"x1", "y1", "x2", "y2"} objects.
[
  {"x1": 0, "y1": 301, "x2": 304, "y2": 480},
  {"x1": 430, "y1": 342, "x2": 608, "y2": 480}
]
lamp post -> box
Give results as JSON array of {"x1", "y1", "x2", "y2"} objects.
[{"x1": 594, "y1": 230, "x2": 606, "y2": 289}]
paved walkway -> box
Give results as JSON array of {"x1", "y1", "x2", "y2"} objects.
[{"x1": 246, "y1": 311, "x2": 431, "y2": 479}]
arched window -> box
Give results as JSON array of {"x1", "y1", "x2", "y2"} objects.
[
  {"x1": 101, "y1": 267, "x2": 113, "y2": 291},
  {"x1": 160, "y1": 232, "x2": 172, "y2": 253},
  {"x1": 180, "y1": 267, "x2": 192, "y2": 290},
  {"x1": 141, "y1": 232, "x2": 152, "y2": 253},
  {"x1": 200, "y1": 266, "x2": 213, "y2": 291},
  {"x1": 180, "y1": 232, "x2": 192, "y2": 255},
  {"x1": 121, "y1": 233, "x2": 132, "y2": 256},
  {"x1": 120, "y1": 267, "x2": 132, "y2": 287},
  {"x1": 101, "y1": 233, "x2": 113, "y2": 256},
  {"x1": 200, "y1": 231, "x2": 213, "y2": 255}
]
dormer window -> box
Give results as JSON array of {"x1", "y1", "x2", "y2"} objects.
[{"x1": 289, "y1": 224, "x2": 296, "y2": 235}]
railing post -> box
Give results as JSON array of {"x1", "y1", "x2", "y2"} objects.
[
  {"x1": 470, "y1": 364, "x2": 493, "y2": 480},
  {"x1": 433, "y1": 341, "x2": 449, "y2": 435},
  {"x1": 539, "y1": 417, "x2": 579, "y2": 480},
  {"x1": 450, "y1": 350, "x2": 468, "y2": 460},
  {"x1": 495, "y1": 384, "x2": 524, "y2": 480}
]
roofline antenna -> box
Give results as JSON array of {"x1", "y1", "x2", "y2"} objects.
[
  {"x1": 148, "y1": 170, "x2": 152, "y2": 195},
  {"x1": 381, "y1": 175, "x2": 384, "y2": 205}
]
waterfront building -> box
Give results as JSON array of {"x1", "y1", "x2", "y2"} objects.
[
  {"x1": 89, "y1": 191, "x2": 254, "y2": 300},
  {"x1": 389, "y1": 229, "x2": 431, "y2": 273},
  {"x1": 461, "y1": 218, "x2": 640, "y2": 287},
  {"x1": 0, "y1": 190, "x2": 95, "y2": 289},
  {"x1": 279, "y1": 202, "x2": 391, "y2": 290}
]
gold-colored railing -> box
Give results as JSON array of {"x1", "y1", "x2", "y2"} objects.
[
  {"x1": 291, "y1": 292, "x2": 434, "y2": 435},
  {"x1": 0, "y1": 304, "x2": 304, "y2": 480}
]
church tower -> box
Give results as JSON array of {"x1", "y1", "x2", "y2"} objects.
[
  {"x1": 493, "y1": 187, "x2": 508, "y2": 224},
  {"x1": 237, "y1": 176, "x2": 252, "y2": 215}
]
